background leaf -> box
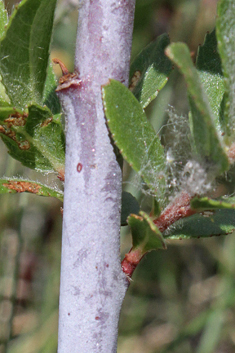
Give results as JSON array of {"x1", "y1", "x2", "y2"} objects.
[
  {"x1": 166, "y1": 42, "x2": 229, "y2": 174},
  {"x1": 0, "y1": 104, "x2": 65, "y2": 174},
  {"x1": 191, "y1": 196, "x2": 235, "y2": 211},
  {"x1": 121, "y1": 191, "x2": 140, "y2": 226},
  {"x1": 164, "y1": 208, "x2": 235, "y2": 239},
  {"x1": 0, "y1": 0, "x2": 8, "y2": 39},
  {"x1": 216, "y1": 0, "x2": 235, "y2": 140},
  {"x1": 130, "y1": 33, "x2": 172, "y2": 108},
  {"x1": 43, "y1": 61, "x2": 61, "y2": 115},
  {"x1": 102, "y1": 79, "x2": 166, "y2": 198},
  {"x1": 196, "y1": 30, "x2": 225, "y2": 135},
  {"x1": 0, "y1": 89, "x2": 11, "y2": 111},
  {"x1": 0, "y1": 0, "x2": 57, "y2": 108},
  {"x1": 0, "y1": 1, "x2": 10, "y2": 109}
]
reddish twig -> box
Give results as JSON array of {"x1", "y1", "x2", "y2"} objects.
[
  {"x1": 121, "y1": 248, "x2": 143, "y2": 279},
  {"x1": 122, "y1": 191, "x2": 196, "y2": 278},
  {"x1": 153, "y1": 191, "x2": 196, "y2": 232}
]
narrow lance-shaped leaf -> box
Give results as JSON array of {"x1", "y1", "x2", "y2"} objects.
[
  {"x1": 191, "y1": 196, "x2": 235, "y2": 211},
  {"x1": 216, "y1": 0, "x2": 235, "y2": 140},
  {"x1": 196, "y1": 30, "x2": 225, "y2": 135},
  {"x1": 130, "y1": 33, "x2": 172, "y2": 108},
  {"x1": 0, "y1": 178, "x2": 63, "y2": 201},
  {"x1": 0, "y1": 0, "x2": 57, "y2": 108},
  {"x1": 102, "y1": 79, "x2": 166, "y2": 198},
  {"x1": 165, "y1": 43, "x2": 229, "y2": 174},
  {"x1": 164, "y1": 209, "x2": 235, "y2": 240},
  {"x1": 128, "y1": 211, "x2": 166, "y2": 255}
]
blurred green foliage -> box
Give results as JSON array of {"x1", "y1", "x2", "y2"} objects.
[{"x1": 2, "y1": 0, "x2": 235, "y2": 353}]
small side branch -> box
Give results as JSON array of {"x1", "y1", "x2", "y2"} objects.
[
  {"x1": 122, "y1": 191, "x2": 196, "y2": 278},
  {"x1": 153, "y1": 191, "x2": 196, "y2": 233}
]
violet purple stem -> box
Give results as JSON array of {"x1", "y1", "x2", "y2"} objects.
[{"x1": 57, "y1": 1, "x2": 136, "y2": 352}]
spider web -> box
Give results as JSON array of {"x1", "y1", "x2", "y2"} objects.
[{"x1": 123, "y1": 106, "x2": 214, "y2": 208}]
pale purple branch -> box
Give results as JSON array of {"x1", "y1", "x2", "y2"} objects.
[{"x1": 57, "y1": 1, "x2": 136, "y2": 352}]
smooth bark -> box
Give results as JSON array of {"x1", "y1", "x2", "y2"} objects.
[{"x1": 57, "y1": 1, "x2": 136, "y2": 352}]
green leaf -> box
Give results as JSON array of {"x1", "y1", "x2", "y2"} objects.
[
  {"x1": 0, "y1": 0, "x2": 10, "y2": 109},
  {"x1": 196, "y1": 309, "x2": 225, "y2": 353},
  {"x1": 216, "y1": 0, "x2": 235, "y2": 139},
  {"x1": 43, "y1": 61, "x2": 61, "y2": 115},
  {"x1": 0, "y1": 91, "x2": 12, "y2": 112},
  {"x1": 152, "y1": 198, "x2": 161, "y2": 217},
  {"x1": 0, "y1": 1, "x2": 8, "y2": 39},
  {"x1": 130, "y1": 33, "x2": 172, "y2": 108},
  {"x1": 0, "y1": 0, "x2": 57, "y2": 108},
  {"x1": 121, "y1": 191, "x2": 140, "y2": 226},
  {"x1": 164, "y1": 209, "x2": 235, "y2": 239},
  {"x1": 0, "y1": 104, "x2": 65, "y2": 174},
  {"x1": 0, "y1": 178, "x2": 63, "y2": 201},
  {"x1": 165, "y1": 43, "x2": 229, "y2": 174},
  {"x1": 191, "y1": 196, "x2": 235, "y2": 211},
  {"x1": 0, "y1": 107, "x2": 24, "y2": 122},
  {"x1": 128, "y1": 211, "x2": 166, "y2": 254},
  {"x1": 102, "y1": 79, "x2": 166, "y2": 197},
  {"x1": 196, "y1": 30, "x2": 225, "y2": 135}
]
